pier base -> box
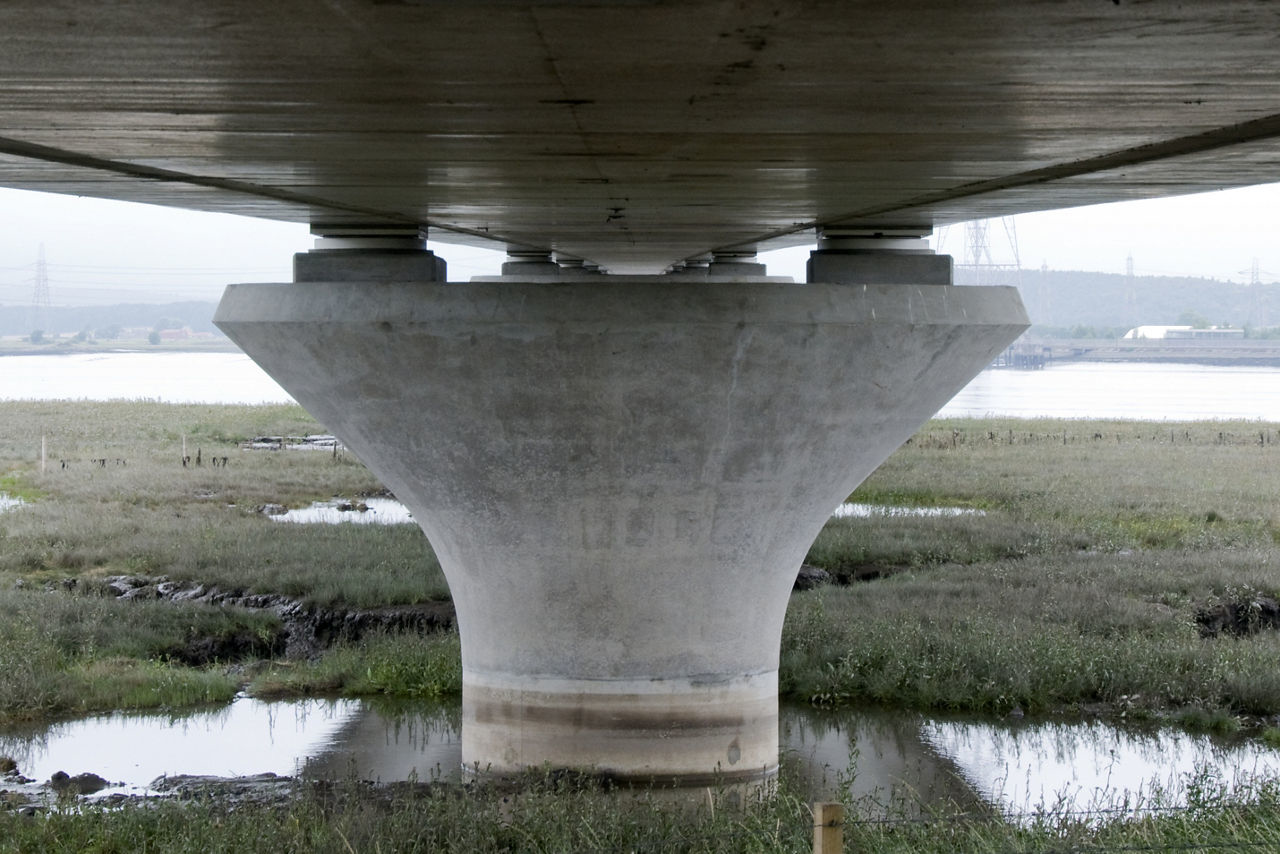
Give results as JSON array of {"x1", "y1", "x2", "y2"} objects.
[{"x1": 216, "y1": 277, "x2": 1027, "y2": 785}]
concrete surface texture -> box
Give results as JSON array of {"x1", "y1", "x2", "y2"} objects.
[
  {"x1": 217, "y1": 275, "x2": 1029, "y2": 782},
  {"x1": 0, "y1": 3, "x2": 1277, "y2": 271}
]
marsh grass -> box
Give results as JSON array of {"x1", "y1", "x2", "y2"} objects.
[
  {"x1": 251, "y1": 631, "x2": 462, "y2": 699},
  {"x1": 4, "y1": 764, "x2": 1280, "y2": 853},
  {"x1": 783, "y1": 547, "x2": 1280, "y2": 718},
  {"x1": 0, "y1": 401, "x2": 448, "y2": 606},
  {"x1": 777, "y1": 417, "x2": 1280, "y2": 719},
  {"x1": 7, "y1": 404, "x2": 1280, "y2": 722},
  {"x1": 0, "y1": 587, "x2": 264, "y2": 721}
]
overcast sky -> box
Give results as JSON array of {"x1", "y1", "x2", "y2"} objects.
[{"x1": 0, "y1": 182, "x2": 1277, "y2": 308}]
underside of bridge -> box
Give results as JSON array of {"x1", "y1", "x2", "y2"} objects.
[{"x1": 6, "y1": 0, "x2": 1280, "y2": 784}]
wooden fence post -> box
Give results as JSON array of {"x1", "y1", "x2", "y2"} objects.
[{"x1": 813, "y1": 801, "x2": 844, "y2": 854}]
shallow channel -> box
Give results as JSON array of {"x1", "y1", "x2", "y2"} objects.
[
  {"x1": 5, "y1": 697, "x2": 1278, "y2": 819},
  {"x1": 268, "y1": 498, "x2": 969, "y2": 526}
]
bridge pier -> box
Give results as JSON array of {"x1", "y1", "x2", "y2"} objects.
[{"x1": 215, "y1": 237, "x2": 1027, "y2": 786}]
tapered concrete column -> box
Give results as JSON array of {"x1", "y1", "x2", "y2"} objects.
[{"x1": 216, "y1": 271, "x2": 1027, "y2": 786}]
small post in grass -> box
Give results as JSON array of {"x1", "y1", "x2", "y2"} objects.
[{"x1": 813, "y1": 802, "x2": 844, "y2": 854}]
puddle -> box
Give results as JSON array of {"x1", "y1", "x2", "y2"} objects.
[
  {"x1": 923, "y1": 718, "x2": 1280, "y2": 818},
  {"x1": 0, "y1": 698, "x2": 458, "y2": 798},
  {"x1": 0, "y1": 492, "x2": 24, "y2": 512},
  {"x1": 783, "y1": 706, "x2": 987, "y2": 816},
  {"x1": 244, "y1": 435, "x2": 341, "y2": 451},
  {"x1": 270, "y1": 497, "x2": 414, "y2": 525},
  {"x1": 833, "y1": 502, "x2": 985, "y2": 518},
  {"x1": 5, "y1": 697, "x2": 1278, "y2": 818},
  {"x1": 790, "y1": 709, "x2": 1280, "y2": 820}
]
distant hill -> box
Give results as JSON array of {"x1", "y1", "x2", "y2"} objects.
[
  {"x1": 957, "y1": 268, "x2": 1280, "y2": 334},
  {"x1": 0, "y1": 301, "x2": 222, "y2": 338}
]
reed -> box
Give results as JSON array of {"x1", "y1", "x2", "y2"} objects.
[
  {"x1": 0, "y1": 587, "x2": 266, "y2": 721},
  {"x1": 5, "y1": 402, "x2": 1280, "y2": 722},
  {"x1": 250, "y1": 631, "x2": 462, "y2": 699}
]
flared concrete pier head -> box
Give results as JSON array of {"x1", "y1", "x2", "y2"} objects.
[{"x1": 216, "y1": 244, "x2": 1027, "y2": 787}]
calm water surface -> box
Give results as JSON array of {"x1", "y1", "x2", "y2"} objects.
[
  {"x1": 4, "y1": 698, "x2": 1277, "y2": 819},
  {"x1": 940, "y1": 361, "x2": 1280, "y2": 421},
  {"x1": 2, "y1": 352, "x2": 1279, "y2": 419},
  {"x1": 0, "y1": 352, "x2": 293, "y2": 404}
]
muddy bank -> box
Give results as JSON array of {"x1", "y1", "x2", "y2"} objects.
[
  {"x1": 1, "y1": 761, "x2": 116, "y2": 815},
  {"x1": 98, "y1": 575, "x2": 455, "y2": 660},
  {"x1": 2, "y1": 765, "x2": 317, "y2": 816},
  {"x1": 1196, "y1": 593, "x2": 1280, "y2": 638}
]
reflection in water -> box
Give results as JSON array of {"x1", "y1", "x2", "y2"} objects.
[
  {"x1": 0, "y1": 492, "x2": 22, "y2": 512},
  {"x1": 0, "y1": 698, "x2": 360, "y2": 796},
  {"x1": 270, "y1": 498, "x2": 961, "y2": 527},
  {"x1": 780, "y1": 705, "x2": 988, "y2": 818},
  {"x1": 300, "y1": 699, "x2": 461, "y2": 783},
  {"x1": 6, "y1": 696, "x2": 1280, "y2": 818},
  {"x1": 925, "y1": 719, "x2": 1280, "y2": 817}
]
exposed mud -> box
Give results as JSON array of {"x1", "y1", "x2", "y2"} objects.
[
  {"x1": 794, "y1": 562, "x2": 909, "y2": 589},
  {"x1": 98, "y1": 575, "x2": 455, "y2": 660},
  {"x1": 2, "y1": 761, "x2": 112, "y2": 816},
  {"x1": 1196, "y1": 594, "x2": 1280, "y2": 638}
]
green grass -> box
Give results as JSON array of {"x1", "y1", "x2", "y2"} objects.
[
  {"x1": 8, "y1": 405, "x2": 1280, "y2": 847},
  {"x1": 779, "y1": 418, "x2": 1280, "y2": 721},
  {"x1": 0, "y1": 401, "x2": 448, "y2": 606},
  {"x1": 0, "y1": 587, "x2": 267, "y2": 722},
  {"x1": 781, "y1": 549, "x2": 1280, "y2": 718},
  {"x1": 4, "y1": 764, "x2": 1280, "y2": 853},
  {"x1": 7, "y1": 403, "x2": 1280, "y2": 724},
  {"x1": 251, "y1": 631, "x2": 462, "y2": 699}
]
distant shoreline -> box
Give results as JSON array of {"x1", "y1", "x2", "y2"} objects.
[
  {"x1": 1005, "y1": 338, "x2": 1280, "y2": 368},
  {"x1": 0, "y1": 339, "x2": 240, "y2": 357}
]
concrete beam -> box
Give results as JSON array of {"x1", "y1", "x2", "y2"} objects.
[{"x1": 215, "y1": 265, "x2": 1026, "y2": 785}]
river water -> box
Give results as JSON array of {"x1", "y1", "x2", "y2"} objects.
[
  {"x1": 938, "y1": 361, "x2": 1280, "y2": 421},
  {"x1": 2, "y1": 352, "x2": 1279, "y2": 420},
  {"x1": 0, "y1": 352, "x2": 291, "y2": 405}
]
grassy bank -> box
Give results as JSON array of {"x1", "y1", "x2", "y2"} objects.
[
  {"x1": 0, "y1": 586, "x2": 272, "y2": 721},
  {"x1": 0, "y1": 401, "x2": 447, "y2": 722},
  {"x1": 787, "y1": 419, "x2": 1280, "y2": 723},
  {"x1": 4, "y1": 403, "x2": 1280, "y2": 725},
  {"x1": 4, "y1": 768, "x2": 1280, "y2": 853},
  {"x1": 250, "y1": 632, "x2": 461, "y2": 699},
  {"x1": 0, "y1": 400, "x2": 446, "y2": 607},
  {"x1": 8, "y1": 403, "x2": 1280, "y2": 850}
]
